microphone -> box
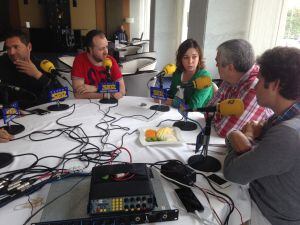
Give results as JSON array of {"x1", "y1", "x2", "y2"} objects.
[
  {"x1": 103, "y1": 57, "x2": 112, "y2": 81},
  {"x1": 162, "y1": 63, "x2": 176, "y2": 76},
  {"x1": 103, "y1": 57, "x2": 113, "y2": 70},
  {"x1": 40, "y1": 60, "x2": 63, "y2": 78},
  {"x1": 187, "y1": 99, "x2": 244, "y2": 116},
  {"x1": 151, "y1": 63, "x2": 177, "y2": 80},
  {"x1": 180, "y1": 76, "x2": 212, "y2": 90}
]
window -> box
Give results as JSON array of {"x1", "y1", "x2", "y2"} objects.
[
  {"x1": 249, "y1": 0, "x2": 300, "y2": 56},
  {"x1": 277, "y1": 0, "x2": 300, "y2": 48}
]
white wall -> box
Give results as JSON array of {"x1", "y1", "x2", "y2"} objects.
[
  {"x1": 148, "y1": 0, "x2": 254, "y2": 74},
  {"x1": 203, "y1": 0, "x2": 254, "y2": 78},
  {"x1": 151, "y1": 0, "x2": 182, "y2": 70}
]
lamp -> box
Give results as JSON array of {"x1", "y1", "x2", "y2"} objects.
[{"x1": 125, "y1": 17, "x2": 134, "y2": 24}]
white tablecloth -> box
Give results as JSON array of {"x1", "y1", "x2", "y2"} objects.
[{"x1": 0, "y1": 96, "x2": 250, "y2": 225}]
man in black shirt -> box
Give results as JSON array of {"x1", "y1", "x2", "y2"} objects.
[{"x1": 0, "y1": 30, "x2": 62, "y2": 109}]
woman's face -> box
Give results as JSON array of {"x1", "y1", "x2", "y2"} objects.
[{"x1": 182, "y1": 47, "x2": 199, "y2": 73}]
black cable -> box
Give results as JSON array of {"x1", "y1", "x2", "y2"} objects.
[
  {"x1": 22, "y1": 175, "x2": 88, "y2": 225},
  {"x1": 195, "y1": 172, "x2": 235, "y2": 225}
]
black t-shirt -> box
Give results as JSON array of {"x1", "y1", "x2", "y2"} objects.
[{"x1": 0, "y1": 54, "x2": 63, "y2": 109}]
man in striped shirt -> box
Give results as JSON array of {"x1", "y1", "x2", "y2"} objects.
[{"x1": 208, "y1": 39, "x2": 273, "y2": 137}]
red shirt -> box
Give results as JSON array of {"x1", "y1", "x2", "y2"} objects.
[
  {"x1": 71, "y1": 53, "x2": 122, "y2": 86},
  {"x1": 208, "y1": 65, "x2": 273, "y2": 137}
]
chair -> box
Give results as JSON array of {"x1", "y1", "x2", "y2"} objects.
[
  {"x1": 120, "y1": 57, "x2": 158, "y2": 97},
  {"x1": 58, "y1": 55, "x2": 75, "y2": 68},
  {"x1": 120, "y1": 57, "x2": 157, "y2": 74},
  {"x1": 212, "y1": 78, "x2": 223, "y2": 87},
  {"x1": 132, "y1": 32, "x2": 143, "y2": 42},
  {"x1": 124, "y1": 51, "x2": 156, "y2": 61},
  {"x1": 130, "y1": 40, "x2": 149, "y2": 52},
  {"x1": 123, "y1": 70, "x2": 159, "y2": 97},
  {"x1": 54, "y1": 55, "x2": 76, "y2": 99},
  {"x1": 212, "y1": 79, "x2": 222, "y2": 96},
  {"x1": 118, "y1": 45, "x2": 142, "y2": 59}
]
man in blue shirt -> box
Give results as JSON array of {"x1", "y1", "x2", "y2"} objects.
[{"x1": 113, "y1": 25, "x2": 128, "y2": 44}]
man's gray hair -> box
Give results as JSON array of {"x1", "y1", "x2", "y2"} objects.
[{"x1": 217, "y1": 39, "x2": 255, "y2": 73}]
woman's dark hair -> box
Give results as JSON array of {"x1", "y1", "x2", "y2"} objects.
[
  {"x1": 85, "y1": 30, "x2": 106, "y2": 52},
  {"x1": 176, "y1": 39, "x2": 205, "y2": 72},
  {"x1": 257, "y1": 46, "x2": 300, "y2": 100}
]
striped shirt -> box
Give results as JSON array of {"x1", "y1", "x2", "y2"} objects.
[
  {"x1": 270, "y1": 102, "x2": 300, "y2": 126},
  {"x1": 208, "y1": 65, "x2": 273, "y2": 137}
]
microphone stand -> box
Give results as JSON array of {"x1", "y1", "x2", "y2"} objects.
[
  {"x1": 47, "y1": 71, "x2": 70, "y2": 111},
  {"x1": 47, "y1": 100, "x2": 69, "y2": 111},
  {"x1": 100, "y1": 71, "x2": 118, "y2": 104},
  {"x1": 187, "y1": 114, "x2": 221, "y2": 172},
  {"x1": 0, "y1": 86, "x2": 25, "y2": 135},
  {"x1": 173, "y1": 87, "x2": 197, "y2": 131},
  {"x1": 0, "y1": 86, "x2": 22, "y2": 169},
  {"x1": 150, "y1": 75, "x2": 170, "y2": 112}
]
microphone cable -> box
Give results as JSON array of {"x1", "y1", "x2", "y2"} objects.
[
  {"x1": 149, "y1": 160, "x2": 236, "y2": 225},
  {"x1": 0, "y1": 100, "x2": 136, "y2": 210},
  {"x1": 0, "y1": 83, "x2": 38, "y2": 108}
]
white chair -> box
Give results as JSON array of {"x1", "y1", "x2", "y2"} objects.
[
  {"x1": 124, "y1": 51, "x2": 156, "y2": 61},
  {"x1": 118, "y1": 45, "x2": 142, "y2": 59},
  {"x1": 120, "y1": 57, "x2": 158, "y2": 97},
  {"x1": 58, "y1": 56, "x2": 75, "y2": 68},
  {"x1": 123, "y1": 70, "x2": 159, "y2": 97},
  {"x1": 130, "y1": 40, "x2": 149, "y2": 52},
  {"x1": 56, "y1": 55, "x2": 76, "y2": 99},
  {"x1": 120, "y1": 57, "x2": 157, "y2": 74}
]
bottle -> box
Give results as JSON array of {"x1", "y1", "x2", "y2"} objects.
[{"x1": 115, "y1": 35, "x2": 119, "y2": 49}]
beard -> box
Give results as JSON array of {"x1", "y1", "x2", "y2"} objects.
[
  {"x1": 91, "y1": 52, "x2": 108, "y2": 63},
  {"x1": 92, "y1": 55, "x2": 103, "y2": 63}
]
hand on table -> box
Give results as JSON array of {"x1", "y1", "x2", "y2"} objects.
[
  {"x1": 112, "y1": 92, "x2": 124, "y2": 100},
  {"x1": 154, "y1": 98, "x2": 173, "y2": 106},
  {"x1": 0, "y1": 128, "x2": 13, "y2": 143},
  {"x1": 75, "y1": 84, "x2": 98, "y2": 94}
]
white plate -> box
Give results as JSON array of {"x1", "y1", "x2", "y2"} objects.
[{"x1": 138, "y1": 127, "x2": 184, "y2": 146}]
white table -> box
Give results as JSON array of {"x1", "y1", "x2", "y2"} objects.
[{"x1": 0, "y1": 96, "x2": 250, "y2": 225}]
